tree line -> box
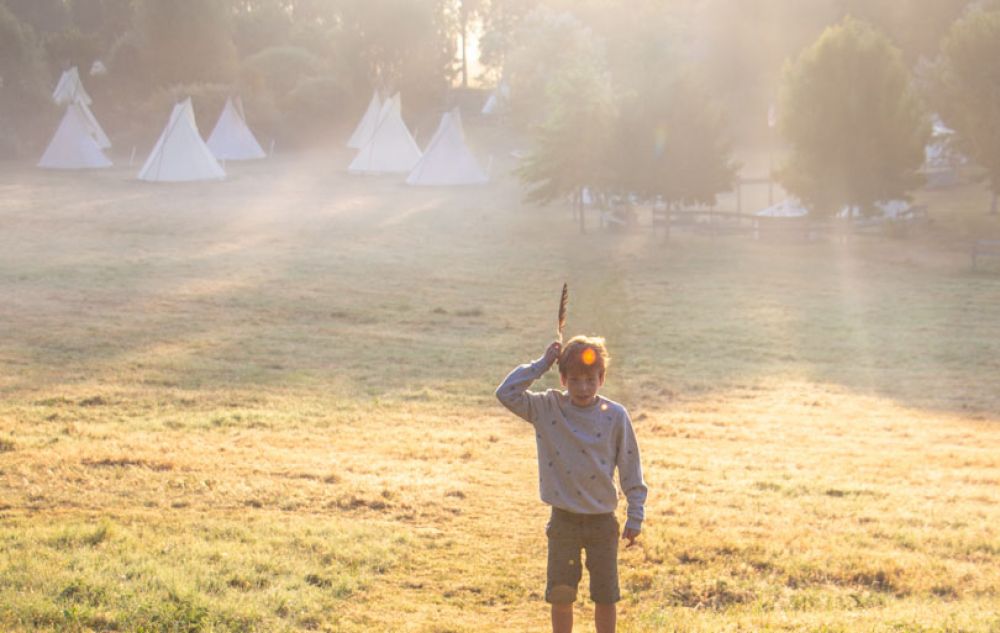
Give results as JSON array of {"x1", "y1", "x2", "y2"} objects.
[
  {"x1": 515, "y1": 1, "x2": 1000, "y2": 219},
  {"x1": 1, "y1": 0, "x2": 1000, "y2": 216}
]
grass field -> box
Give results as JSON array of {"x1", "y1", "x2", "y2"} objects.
[{"x1": 2, "y1": 137, "x2": 1000, "y2": 632}]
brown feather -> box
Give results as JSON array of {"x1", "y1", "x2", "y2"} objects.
[{"x1": 557, "y1": 283, "x2": 568, "y2": 343}]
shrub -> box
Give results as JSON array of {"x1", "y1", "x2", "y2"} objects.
[
  {"x1": 241, "y1": 46, "x2": 322, "y2": 100},
  {"x1": 280, "y1": 76, "x2": 352, "y2": 146}
]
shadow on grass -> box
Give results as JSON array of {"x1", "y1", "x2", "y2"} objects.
[{"x1": 1, "y1": 155, "x2": 999, "y2": 420}]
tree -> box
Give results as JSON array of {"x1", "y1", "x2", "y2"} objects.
[
  {"x1": 336, "y1": 0, "x2": 456, "y2": 116},
  {"x1": 935, "y1": 9, "x2": 1000, "y2": 214},
  {"x1": 0, "y1": 5, "x2": 52, "y2": 158},
  {"x1": 477, "y1": 0, "x2": 538, "y2": 82},
  {"x1": 514, "y1": 4, "x2": 736, "y2": 227},
  {"x1": 134, "y1": 0, "x2": 238, "y2": 89},
  {"x1": 66, "y1": 0, "x2": 135, "y2": 62},
  {"x1": 835, "y1": 0, "x2": 969, "y2": 66},
  {"x1": 231, "y1": 0, "x2": 294, "y2": 58},
  {"x1": 1, "y1": 0, "x2": 69, "y2": 33},
  {"x1": 505, "y1": 7, "x2": 601, "y2": 128},
  {"x1": 516, "y1": 50, "x2": 615, "y2": 232},
  {"x1": 454, "y1": 0, "x2": 485, "y2": 87},
  {"x1": 778, "y1": 16, "x2": 929, "y2": 217},
  {"x1": 614, "y1": 73, "x2": 737, "y2": 208},
  {"x1": 692, "y1": 0, "x2": 839, "y2": 143},
  {"x1": 43, "y1": 28, "x2": 101, "y2": 72}
]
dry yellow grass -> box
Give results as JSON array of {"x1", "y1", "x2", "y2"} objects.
[{"x1": 1, "y1": 138, "x2": 999, "y2": 632}]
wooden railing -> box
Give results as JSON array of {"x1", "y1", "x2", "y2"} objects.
[{"x1": 595, "y1": 204, "x2": 929, "y2": 241}]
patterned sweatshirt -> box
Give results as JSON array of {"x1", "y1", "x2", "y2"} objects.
[{"x1": 495, "y1": 357, "x2": 648, "y2": 532}]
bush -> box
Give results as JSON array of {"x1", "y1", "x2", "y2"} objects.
[
  {"x1": 280, "y1": 76, "x2": 352, "y2": 146},
  {"x1": 241, "y1": 46, "x2": 322, "y2": 100}
]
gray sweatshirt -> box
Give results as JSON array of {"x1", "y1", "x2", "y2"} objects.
[{"x1": 496, "y1": 357, "x2": 648, "y2": 532}]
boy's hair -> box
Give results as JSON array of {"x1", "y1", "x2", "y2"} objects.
[{"x1": 559, "y1": 336, "x2": 610, "y2": 376}]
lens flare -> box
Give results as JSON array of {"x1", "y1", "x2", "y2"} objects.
[
  {"x1": 581, "y1": 348, "x2": 597, "y2": 365},
  {"x1": 653, "y1": 123, "x2": 668, "y2": 158}
]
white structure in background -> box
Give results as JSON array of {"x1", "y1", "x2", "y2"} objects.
[
  {"x1": 839, "y1": 200, "x2": 912, "y2": 219},
  {"x1": 481, "y1": 80, "x2": 510, "y2": 116},
  {"x1": 138, "y1": 98, "x2": 225, "y2": 182},
  {"x1": 347, "y1": 91, "x2": 382, "y2": 149},
  {"x1": 206, "y1": 97, "x2": 266, "y2": 160},
  {"x1": 348, "y1": 93, "x2": 422, "y2": 175},
  {"x1": 406, "y1": 108, "x2": 488, "y2": 186},
  {"x1": 755, "y1": 198, "x2": 809, "y2": 218},
  {"x1": 923, "y1": 114, "x2": 964, "y2": 188},
  {"x1": 90, "y1": 60, "x2": 108, "y2": 76},
  {"x1": 52, "y1": 67, "x2": 92, "y2": 106},
  {"x1": 52, "y1": 66, "x2": 111, "y2": 148},
  {"x1": 76, "y1": 98, "x2": 111, "y2": 149},
  {"x1": 37, "y1": 102, "x2": 112, "y2": 169}
]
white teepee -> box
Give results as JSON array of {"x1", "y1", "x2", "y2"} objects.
[
  {"x1": 76, "y1": 98, "x2": 111, "y2": 149},
  {"x1": 52, "y1": 67, "x2": 92, "y2": 106},
  {"x1": 348, "y1": 93, "x2": 422, "y2": 175},
  {"x1": 37, "y1": 102, "x2": 112, "y2": 169},
  {"x1": 138, "y1": 98, "x2": 225, "y2": 182},
  {"x1": 481, "y1": 80, "x2": 510, "y2": 115},
  {"x1": 347, "y1": 91, "x2": 382, "y2": 149},
  {"x1": 206, "y1": 97, "x2": 266, "y2": 160},
  {"x1": 406, "y1": 109, "x2": 488, "y2": 186}
]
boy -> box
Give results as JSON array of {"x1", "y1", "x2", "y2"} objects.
[{"x1": 496, "y1": 336, "x2": 647, "y2": 633}]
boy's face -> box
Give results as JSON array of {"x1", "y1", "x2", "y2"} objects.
[{"x1": 560, "y1": 367, "x2": 605, "y2": 407}]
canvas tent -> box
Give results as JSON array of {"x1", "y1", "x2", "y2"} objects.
[
  {"x1": 406, "y1": 108, "x2": 488, "y2": 186},
  {"x1": 37, "y1": 102, "x2": 112, "y2": 169},
  {"x1": 138, "y1": 98, "x2": 225, "y2": 182},
  {"x1": 206, "y1": 97, "x2": 266, "y2": 160},
  {"x1": 481, "y1": 80, "x2": 510, "y2": 116},
  {"x1": 52, "y1": 67, "x2": 92, "y2": 106},
  {"x1": 348, "y1": 93, "x2": 422, "y2": 175},
  {"x1": 347, "y1": 91, "x2": 382, "y2": 149},
  {"x1": 76, "y1": 99, "x2": 111, "y2": 149}
]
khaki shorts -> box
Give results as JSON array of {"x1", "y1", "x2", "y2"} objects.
[{"x1": 545, "y1": 507, "x2": 621, "y2": 604}]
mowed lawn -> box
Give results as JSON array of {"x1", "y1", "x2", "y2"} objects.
[{"x1": 1, "y1": 143, "x2": 999, "y2": 633}]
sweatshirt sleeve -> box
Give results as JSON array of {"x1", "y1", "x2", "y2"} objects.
[
  {"x1": 616, "y1": 410, "x2": 648, "y2": 532},
  {"x1": 495, "y1": 357, "x2": 552, "y2": 424}
]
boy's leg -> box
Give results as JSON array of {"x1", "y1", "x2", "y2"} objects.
[
  {"x1": 584, "y1": 514, "x2": 621, "y2": 632},
  {"x1": 552, "y1": 603, "x2": 574, "y2": 633},
  {"x1": 546, "y1": 510, "x2": 583, "y2": 633},
  {"x1": 594, "y1": 603, "x2": 616, "y2": 633}
]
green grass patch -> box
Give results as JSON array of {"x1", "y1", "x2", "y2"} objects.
[{"x1": 0, "y1": 514, "x2": 408, "y2": 632}]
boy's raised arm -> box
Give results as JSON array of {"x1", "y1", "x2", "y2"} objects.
[
  {"x1": 617, "y1": 411, "x2": 648, "y2": 533},
  {"x1": 495, "y1": 341, "x2": 561, "y2": 424}
]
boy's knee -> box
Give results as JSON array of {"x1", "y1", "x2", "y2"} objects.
[
  {"x1": 551, "y1": 599, "x2": 574, "y2": 611},
  {"x1": 547, "y1": 584, "x2": 578, "y2": 604}
]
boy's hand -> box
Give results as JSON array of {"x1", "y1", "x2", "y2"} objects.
[
  {"x1": 622, "y1": 527, "x2": 640, "y2": 548},
  {"x1": 542, "y1": 341, "x2": 562, "y2": 369}
]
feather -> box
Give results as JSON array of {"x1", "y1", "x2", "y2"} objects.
[{"x1": 557, "y1": 282, "x2": 568, "y2": 343}]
